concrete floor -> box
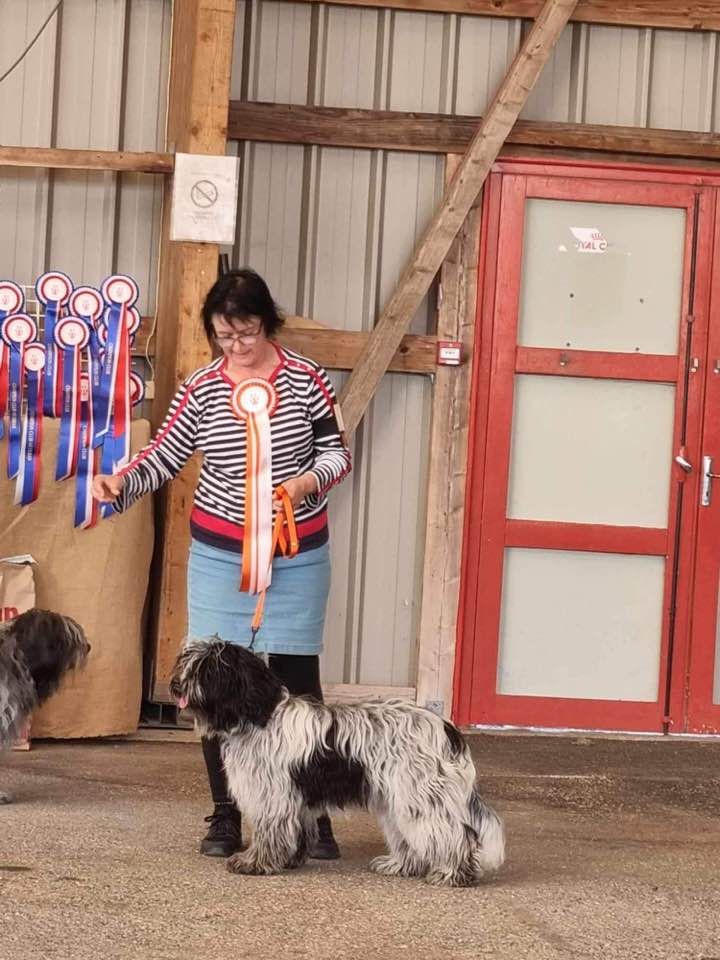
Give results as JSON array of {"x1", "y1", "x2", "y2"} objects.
[{"x1": 1, "y1": 733, "x2": 720, "y2": 960}]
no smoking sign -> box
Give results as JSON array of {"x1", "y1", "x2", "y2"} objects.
[
  {"x1": 191, "y1": 179, "x2": 218, "y2": 208},
  {"x1": 171, "y1": 153, "x2": 240, "y2": 243}
]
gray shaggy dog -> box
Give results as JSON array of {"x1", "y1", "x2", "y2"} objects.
[
  {"x1": 1, "y1": 608, "x2": 90, "y2": 803},
  {"x1": 171, "y1": 637, "x2": 505, "y2": 886}
]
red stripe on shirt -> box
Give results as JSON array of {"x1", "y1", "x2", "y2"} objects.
[{"x1": 190, "y1": 505, "x2": 328, "y2": 542}]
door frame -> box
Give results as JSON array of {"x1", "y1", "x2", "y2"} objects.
[
  {"x1": 686, "y1": 191, "x2": 720, "y2": 733},
  {"x1": 454, "y1": 157, "x2": 718, "y2": 733}
]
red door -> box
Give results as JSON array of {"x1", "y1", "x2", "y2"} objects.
[
  {"x1": 686, "y1": 191, "x2": 720, "y2": 734},
  {"x1": 456, "y1": 163, "x2": 714, "y2": 733}
]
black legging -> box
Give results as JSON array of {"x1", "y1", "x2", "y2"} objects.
[
  {"x1": 202, "y1": 736, "x2": 231, "y2": 805},
  {"x1": 267, "y1": 653, "x2": 323, "y2": 702},
  {"x1": 202, "y1": 653, "x2": 324, "y2": 805}
]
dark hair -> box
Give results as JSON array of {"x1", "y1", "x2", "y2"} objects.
[
  {"x1": 12, "y1": 609, "x2": 90, "y2": 704},
  {"x1": 201, "y1": 269, "x2": 285, "y2": 341}
]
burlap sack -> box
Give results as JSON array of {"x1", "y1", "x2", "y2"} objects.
[
  {"x1": 0, "y1": 419, "x2": 153, "y2": 738},
  {"x1": 0, "y1": 556, "x2": 36, "y2": 622},
  {"x1": 0, "y1": 556, "x2": 36, "y2": 747}
]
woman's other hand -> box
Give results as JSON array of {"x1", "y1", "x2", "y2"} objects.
[
  {"x1": 276, "y1": 472, "x2": 318, "y2": 510},
  {"x1": 92, "y1": 474, "x2": 125, "y2": 503}
]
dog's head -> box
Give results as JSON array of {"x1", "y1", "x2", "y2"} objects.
[
  {"x1": 169, "y1": 637, "x2": 284, "y2": 735},
  {"x1": 7, "y1": 608, "x2": 90, "y2": 704}
]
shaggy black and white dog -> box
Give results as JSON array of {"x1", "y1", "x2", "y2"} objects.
[
  {"x1": 1, "y1": 608, "x2": 90, "y2": 802},
  {"x1": 171, "y1": 638, "x2": 505, "y2": 886}
]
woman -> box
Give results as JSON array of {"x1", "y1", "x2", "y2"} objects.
[{"x1": 92, "y1": 269, "x2": 351, "y2": 860}]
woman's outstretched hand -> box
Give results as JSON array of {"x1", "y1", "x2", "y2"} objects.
[{"x1": 92, "y1": 474, "x2": 125, "y2": 503}]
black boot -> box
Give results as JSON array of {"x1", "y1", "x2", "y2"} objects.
[
  {"x1": 310, "y1": 814, "x2": 340, "y2": 860},
  {"x1": 201, "y1": 802, "x2": 243, "y2": 857},
  {"x1": 200, "y1": 737, "x2": 243, "y2": 857}
]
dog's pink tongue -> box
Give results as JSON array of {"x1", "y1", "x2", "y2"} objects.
[{"x1": 177, "y1": 695, "x2": 188, "y2": 710}]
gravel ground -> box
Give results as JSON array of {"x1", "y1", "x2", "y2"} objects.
[{"x1": 1, "y1": 733, "x2": 719, "y2": 960}]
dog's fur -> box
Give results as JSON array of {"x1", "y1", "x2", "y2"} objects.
[
  {"x1": 1, "y1": 608, "x2": 90, "y2": 802},
  {"x1": 171, "y1": 637, "x2": 505, "y2": 886}
]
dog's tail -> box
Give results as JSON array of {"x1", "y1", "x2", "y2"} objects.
[{"x1": 467, "y1": 785, "x2": 505, "y2": 877}]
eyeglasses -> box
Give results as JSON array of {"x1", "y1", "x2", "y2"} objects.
[{"x1": 213, "y1": 327, "x2": 262, "y2": 347}]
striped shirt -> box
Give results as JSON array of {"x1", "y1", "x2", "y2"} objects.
[{"x1": 113, "y1": 344, "x2": 352, "y2": 554}]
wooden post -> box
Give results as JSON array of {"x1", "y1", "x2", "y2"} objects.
[
  {"x1": 415, "y1": 156, "x2": 481, "y2": 718},
  {"x1": 339, "y1": 0, "x2": 579, "y2": 436},
  {"x1": 150, "y1": 0, "x2": 236, "y2": 701}
]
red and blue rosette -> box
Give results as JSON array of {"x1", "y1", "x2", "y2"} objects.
[
  {"x1": 74, "y1": 373, "x2": 97, "y2": 528},
  {"x1": 94, "y1": 319, "x2": 111, "y2": 447},
  {"x1": 36, "y1": 272, "x2": 73, "y2": 418},
  {"x1": 96, "y1": 275, "x2": 139, "y2": 520},
  {"x1": 0, "y1": 282, "x2": 24, "y2": 442},
  {"x1": 69, "y1": 286, "x2": 103, "y2": 447},
  {"x1": 98, "y1": 276, "x2": 138, "y2": 462},
  {"x1": 0, "y1": 281, "x2": 23, "y2": 317},
  {"x1": 97, "y1": 410, "x2": 116, "y2": 520},
  {"x1": 95, "y1": 303, "x2": 140, "y2": 449},
  {"x1": 54, "y1": 316, "x2": 89, "y2": 481},
  {"x1": 14, "y1": 343, "x2": 45, "y2": 506},
  {"x1": 1, "y1": 313, "x2": 38, "y2": 478},
  {"x1": 97, "y1": 369, "x2": 145, "y2": 522},
  {"x1": 129, "y1": 370, "x2": 146, "y2": 409}
]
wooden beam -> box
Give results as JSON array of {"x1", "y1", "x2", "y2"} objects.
[
  {"x1": 152, "y1": 679, "x2": 415, "y2": 705},
  {"x1": 288, "y1": 0, "x2": 720, "y2": 32},
  {"x1": 135, "y1": 314, "x2": 331, "y2": 356},
  {"x1": 279, "y1": 328, "x2": 436, "y2": 373},
  {"x1": 133, "y1": 317, "x2": 437, "y2": 373},
  {"x1": 415, "y1": 156, "x2": 480, "y2": 719},
  {"x1": 0, "y1": 145, "x2": 173, "y2": 174},
  {"x1": 229, "y1": 101, "x2": 720, "y2": 164},
  {"x1": 498, "y1": 142, "x2": 720, "y2": 171},
  {"x1": 151, "y1": 0, "x2": 236, "y2": 702},
  {"x1": 324, "y1": 684, "x2": 416, "y2": 703},
  {"x1": 339, "y1": 0, "x2": 579, "y2": 436}
]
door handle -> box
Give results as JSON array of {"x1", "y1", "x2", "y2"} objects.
[{"x1": 701, "y1": 455, "x2": 720, "y2": 506}]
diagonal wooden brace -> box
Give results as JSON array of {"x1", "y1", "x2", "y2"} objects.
[{"x1": 339, "y1": 0, "x2": 580, "y2": 436}]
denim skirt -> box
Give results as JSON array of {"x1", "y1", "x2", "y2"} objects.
[{"x1": 187, "y1": 538, "x2": 331, "y2": 655}]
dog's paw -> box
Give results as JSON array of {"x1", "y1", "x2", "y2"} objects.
[
  {"x1": 284, "y1": 851, "x2": 308, "y2": 870},
  {"x1": 424, "y1": 868, "x2": 475, "y2": 888},
  {"x1": 369, "y1": 855, "x2": 408, "y2": 877},
  {"x1": 226, "y1": 852, "x2": 276, "y2": 876}
]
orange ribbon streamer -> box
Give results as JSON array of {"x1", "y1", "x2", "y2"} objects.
[{"x1": 249, "y1": 484, "x2": 299, "y2": 644}]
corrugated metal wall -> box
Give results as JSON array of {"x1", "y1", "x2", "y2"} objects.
[
  {"x1": 229, "y1": 2, "x2": 720, "y2": 687},
  {"x1": 0, "y1": 0, "x2": 171, "y2": 318},
  {"x1": 3, "y1": 1, "x2": 718, "y2": 688}
]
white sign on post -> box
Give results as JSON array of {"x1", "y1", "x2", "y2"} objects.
[{"x1": 170, "y1": 153, "x2": 240, "y2": 244}]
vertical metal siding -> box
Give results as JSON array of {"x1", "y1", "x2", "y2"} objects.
[{"x1": 0, "y1": 0, "x2": 170, "y2": 316}]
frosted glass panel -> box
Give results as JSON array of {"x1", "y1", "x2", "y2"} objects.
[
  {"x1": 498, "y1": 549, "x2": 664, "y2": 701},
  {"x1": 508, "y1": 375, "x2": 675, "y2": 526},
  {"x1": 519, "y1": 199, "x2": 685, "y2": 355}
]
